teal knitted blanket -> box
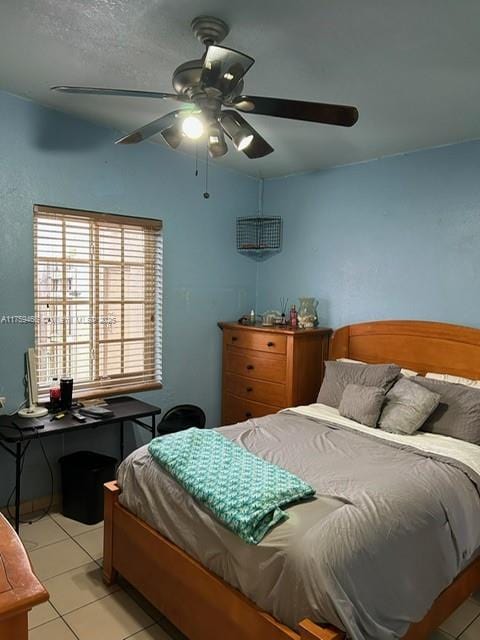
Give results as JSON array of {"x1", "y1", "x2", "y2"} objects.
[{"x1": 148, "y1": 428, "x2": 315, "y2": 544}]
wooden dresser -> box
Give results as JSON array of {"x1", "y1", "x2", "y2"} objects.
[
  {"x1": 218, "y1": 322, "x2": 332, "y2": 425},
  {"x1": 0, "y1": 513, "x2": 48, "y2": 640}
]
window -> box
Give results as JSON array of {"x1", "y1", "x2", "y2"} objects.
[{"x1": 33, "y1": 205, "x2": 162, "y2": 400}]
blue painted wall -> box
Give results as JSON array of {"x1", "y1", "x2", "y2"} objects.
[
  {"x1": 257, "y1": 141, "x2": 480, "y2": 330},
  {"x1": 3, "y1": 87, "x2": 480, "y2": 508},
  {"x1": 0, "y1": 90, "x2": 258, "y2": 505}
]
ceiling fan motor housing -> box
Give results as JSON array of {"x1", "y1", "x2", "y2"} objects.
[
  {"x1": 173, "y1": 16, "x2": 240, "y2": 101},
  {"x1": 191, "y1": 16, "x2": 229, "y2": 46},
  {"x1": 172, "y1": 63, "x2": 244, "y2": 104},
  {"x1": 172, "y1": 59, "x2": 204, "y2": 95}
]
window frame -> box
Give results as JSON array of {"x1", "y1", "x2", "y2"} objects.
[{"x1": 33, "y1": 205, "x2": 163, "y2": 401}]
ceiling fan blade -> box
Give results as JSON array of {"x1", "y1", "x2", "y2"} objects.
[
  {"x1": 220, "y1": 110, "x2": 273, "y2": 159},
  {"x1": 115, "y1": 110, "x2": 185, "y2": 145},
  {"x1": 51, "y1": 86, "x2": 184, "y2": 102},
  {"x1": 201, "y1": 46, "x2": 254, "y2": 96},
  {"x1": 232, "y1": 95, "x2": 359, "y2": 127}
]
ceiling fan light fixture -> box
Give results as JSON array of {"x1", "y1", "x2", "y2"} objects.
[
  {"x1": 51, "y1": 16, "x2": 359, "y2": 163},
  {"x1": 233, "y1": 128, "x2": 253, "y2": 151},
  {"x1": 161, "y1": 124, "x2": 183, "y2": 149},
  {"x1": 208, "y1": 125, "x2": 228, "y2": 157},
  {"x1": 182, "y1": 114, "x2": 204, "y2": 139}
]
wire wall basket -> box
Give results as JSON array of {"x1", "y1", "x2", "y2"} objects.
[{"x1": 236, "y1": 216, "x2": 283, "y2": 261}]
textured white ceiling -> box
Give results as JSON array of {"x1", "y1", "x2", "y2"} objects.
[{"x1": 1, "y1": 0, "x2": 480, "y2": 177}]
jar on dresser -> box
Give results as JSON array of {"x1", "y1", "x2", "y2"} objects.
[{"x1": 218, "y1": 322, "x2": 332, "y2": 425}]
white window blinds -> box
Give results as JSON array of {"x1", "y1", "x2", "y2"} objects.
[{"x1": 33, "y1": 205, "x2": 163, "y2": 400}]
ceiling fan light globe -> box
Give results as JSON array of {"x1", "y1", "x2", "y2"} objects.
[
  {"x1": 182, "y1": 115, "x2": 204, "y2": 139},
  {"x1": 233, "y1": 130, "x2": 253, "y2": 151},
  {"x1": 209, "y1": 140, "x2": 228, "y2": 157},
  {"x1": 208, "y1": 127, "x2": 228, "y2": 157}
]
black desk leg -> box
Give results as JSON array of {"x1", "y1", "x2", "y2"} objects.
[
  {"x1": 151, "y1": 414, "x2": 156, "y2": 440},
  {"x1": 15, "y1": 442, "x2": 21, "y2": 533},
  {"x1": 120, "y1": 420, "x2": 124, "y2": 461}
]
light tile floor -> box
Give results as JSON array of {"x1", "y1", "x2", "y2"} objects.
[
  {"x1": 22, "y1": 511, "x2": 183, "y2": 640},
  {"x1": 19, "y1": 511, "x2": 480, "y2": 640}
]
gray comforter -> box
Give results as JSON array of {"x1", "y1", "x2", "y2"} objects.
[{"x1": 117, "y1": 410, "x2": 480, "y2": 640}]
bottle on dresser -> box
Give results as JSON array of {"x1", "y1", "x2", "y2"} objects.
[{"x1": 289, "y1": 305, "x2": 298, "y2": 328}]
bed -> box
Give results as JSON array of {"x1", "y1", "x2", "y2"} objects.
[{"x1": 103, "y1": 320, "x2": 480, "y2": 640}]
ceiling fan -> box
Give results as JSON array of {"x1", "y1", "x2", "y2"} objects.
[{"x1": 51, "y1": 16, "x2": 359, "y2": 160}]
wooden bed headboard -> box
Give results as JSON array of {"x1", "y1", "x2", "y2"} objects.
[{"x1": 329, "y1": 320, "x2": 480, "y2": 380}]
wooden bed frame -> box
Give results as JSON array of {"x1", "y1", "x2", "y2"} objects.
[{"x1": 104, "y1": 320, "x2": 480, "y2": 640}]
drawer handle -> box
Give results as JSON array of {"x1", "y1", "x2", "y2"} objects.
[
  {"x1": 246, "y1": 387, "x2": 253, "y2": 392},
  {"x1": 267, "y1": 341, "x2": 275, "y2": 347},
  {"x1": 231, "y1": 336, "x2": 238, "y2": 342},
  {"x1": 246, "y1": 364, "x2": 254, "y2": 370},
  {"x1": 245, "y1": 412, "x2": 252, "y2": 418}
]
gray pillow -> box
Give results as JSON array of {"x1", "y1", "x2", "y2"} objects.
[
  {"x1": 412, "y1": 376, "x2": 480, "y2": 444},
  {"x1": 378, "y1": 377, "x2": 441, "y2": 435},
  {"x1": 339, "y1": 384, "x2": 386, "y2": 428},
  {"x1": 317, "y1": 361, "x2": 400, "y2": 408}
]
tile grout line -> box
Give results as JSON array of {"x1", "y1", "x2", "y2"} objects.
[
  {"x1": 124, "y1": 622, "x2": 160, "y2": 639},
  {"x1": 26, "y1": 525, "x2": 103, "y2": 581},
  {"x1": 22, "y1": 530, "x2": 70, "y2": 553},
  {"x1": 48, "y1": 512, "x2": 104, "y2": 535},
  {"x1": 23, "y1": 516, "x2": 103, "y2": 555},
  {"x1": 69, "y1": 531, "x2": 103, "y2": 564},
  {"x1": 61, "y1": 616, "x2": 82, "y2": 640},
  {"x1": 456, "y1": 609, "x2": 480, "y2": 638},
  {"x1": 28, "y1": 615, "x2": 81, "y2": 640},
  {"x1": 48, "y1": 599, "x2": 81, "y2": 640},
  {"x1": 28, "y1": 602, "x2": 60, "y2": 631},
  {"x1": 51, "y1": 526, "x2": 148, "y2": 629},
  {"x1": 58, "y1": 591, "x2": 119, "y2": 621},
  {"x1": 58, "y1": 590, "x2": 155, "y2": 638},
  {"x1": 63, "y1": 516, "x2": 105, "y2": 564},
  {"x1": 34, "y1": 558, "x2": 93, "y2": 583}
]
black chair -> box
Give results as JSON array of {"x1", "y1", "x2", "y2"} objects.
[{"x1": 157, "y1": 404, "x2": 206, "y2": 435}]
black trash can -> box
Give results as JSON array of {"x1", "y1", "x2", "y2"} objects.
[{"x1": 59, "y1": 451, "x2": 117, "y2": 525}]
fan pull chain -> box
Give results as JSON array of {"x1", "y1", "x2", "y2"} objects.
[
  {"x1": 203, "y1": 140, "x2": 210, "y2": 199},
  {"x1": 195, "y1": 142, "x2": 199, "y2": 177},
  {"x1": 258, "y1": 177, "x2": 264, "y2": 216}
]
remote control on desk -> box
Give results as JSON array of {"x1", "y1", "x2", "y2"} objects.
[{"x1": 71, "y1": 411, "x2": 87, "y2": 423}]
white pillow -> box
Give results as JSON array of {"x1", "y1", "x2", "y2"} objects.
[
  {"x1": 426, "y1": 372, "x2": 480, "y2": 389},
  {"x1": 337, "y1": 358, "x2": 417, "y2": 378}
]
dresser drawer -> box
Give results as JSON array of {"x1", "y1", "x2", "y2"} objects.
[
  {"x1": 224, "y1": 372, "x2": 287, "y2": 406},
  {"x1": 223, "y1": 328, "x2": 286, "y2": 354},
  {"x1": 223, "y1": 393, "x2": 281, "y2": 425},
  {"x1": 225, "y1": 347, "x2": 287, "y2": 383}
]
